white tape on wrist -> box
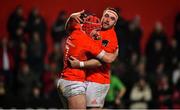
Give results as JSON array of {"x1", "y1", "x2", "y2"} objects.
[
  {"x1": 97, "y1": 50, "x2": 106, "y2": 59},
  {"x1": 80, "y1": 62, "x2": 85, "y2": 68}
]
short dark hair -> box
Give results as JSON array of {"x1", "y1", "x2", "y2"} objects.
[{"x1": 105, "y1": 7, "x2": 120, "y2": 18}]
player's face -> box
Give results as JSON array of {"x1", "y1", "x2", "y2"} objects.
[{"x1": 101, "y1": 11, "x2": 118, "y2": 30}]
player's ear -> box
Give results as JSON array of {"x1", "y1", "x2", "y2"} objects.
[{"x1": 113, "y1": 19, "x2": 118, "y2": 26}]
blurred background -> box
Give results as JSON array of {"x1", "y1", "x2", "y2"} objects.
[{"x1": 0, "y1": 0, "x2": 180, "y2": 109}]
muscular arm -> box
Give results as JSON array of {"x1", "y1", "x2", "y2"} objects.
[
  {"x1": 101, "y1": 49, "x2": 118, "y2": 63},
  {"x1": 69, "y1": 56, "x2": 102, "y2": 68},
  {"x1": 65, "y1": 10, "x2": 84, "y2": 30},
  {"x1": 83, "y1": 51, "x2": 118, "y2": 67},
  {"x1": 82, "y1": 59, "x2": 102, "y2": 68},
  {"x1": 69, "y1": 49, "x2": 118, "y2": 68}
]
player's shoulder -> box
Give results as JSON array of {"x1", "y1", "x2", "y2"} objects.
[
  {"x1": 100, "y1": 28, "x2": 116, "y2": 35},
  {"x1": 108, "y1": 28, "x2": 118, "y2": 40},
  {"x1": 70, "y1": 30, "x2": 93, "y2": 45},
  {"x1": 71, "y1": 29, "x2": 83, "y2": 35},
  {"x1": 71, "y1": 30, "x2": 86, "y2": 38},
  {"x1": 109, "y1": 28, "x2": 116, "y2": 35},
  {"x1": 100, "y1": 28, "x2": 117, "y2": 39}
]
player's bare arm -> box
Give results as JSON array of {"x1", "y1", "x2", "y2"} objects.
[
  {"x1": 65, "y1": 10, "x2": 85, "y2": 30},
  {"x1": 69, "y1": 48, "x2": 118, "y2": 68},
  {"x1": 69, "y1": 56, "x2": 102, "y2": 68}
]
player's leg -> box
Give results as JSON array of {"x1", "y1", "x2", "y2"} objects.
[
  {"x1": 86, "y1": 81, "x2": 110, "y2": 109},
  {"x1": 57, "y1": 78, "x2": 86, "y2": 109},
  {"x1": 57, "y1": 83, "x2": 68, "y2": 109},
  {"x1": 68, "y1": 94, "x2": 86, "y2": 109}
]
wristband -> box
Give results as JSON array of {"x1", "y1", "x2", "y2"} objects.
[{"x1": 80, "y1": 62, "x2": 85, "y2": 68}]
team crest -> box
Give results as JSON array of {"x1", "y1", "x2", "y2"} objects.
[{"x1": 102, "y1": 40, "x2": 109, "y2": 47}]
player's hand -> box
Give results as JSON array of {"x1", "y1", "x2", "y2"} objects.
[
  {"x1": 115, "y1": 98, "x2": 121, "y2": 105},
  {"x1": 90, "y1": 30, "x2": 102, "y2": 40},
  {"x1": 68, "y1": 56, "x2": 81, "y2": 68},
  {"x1": 70, "y1": 10, "x2": 85, "y2": 23},
  {"x1": 65, "y1": 10, "x2": 85, "y2": 29}
]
